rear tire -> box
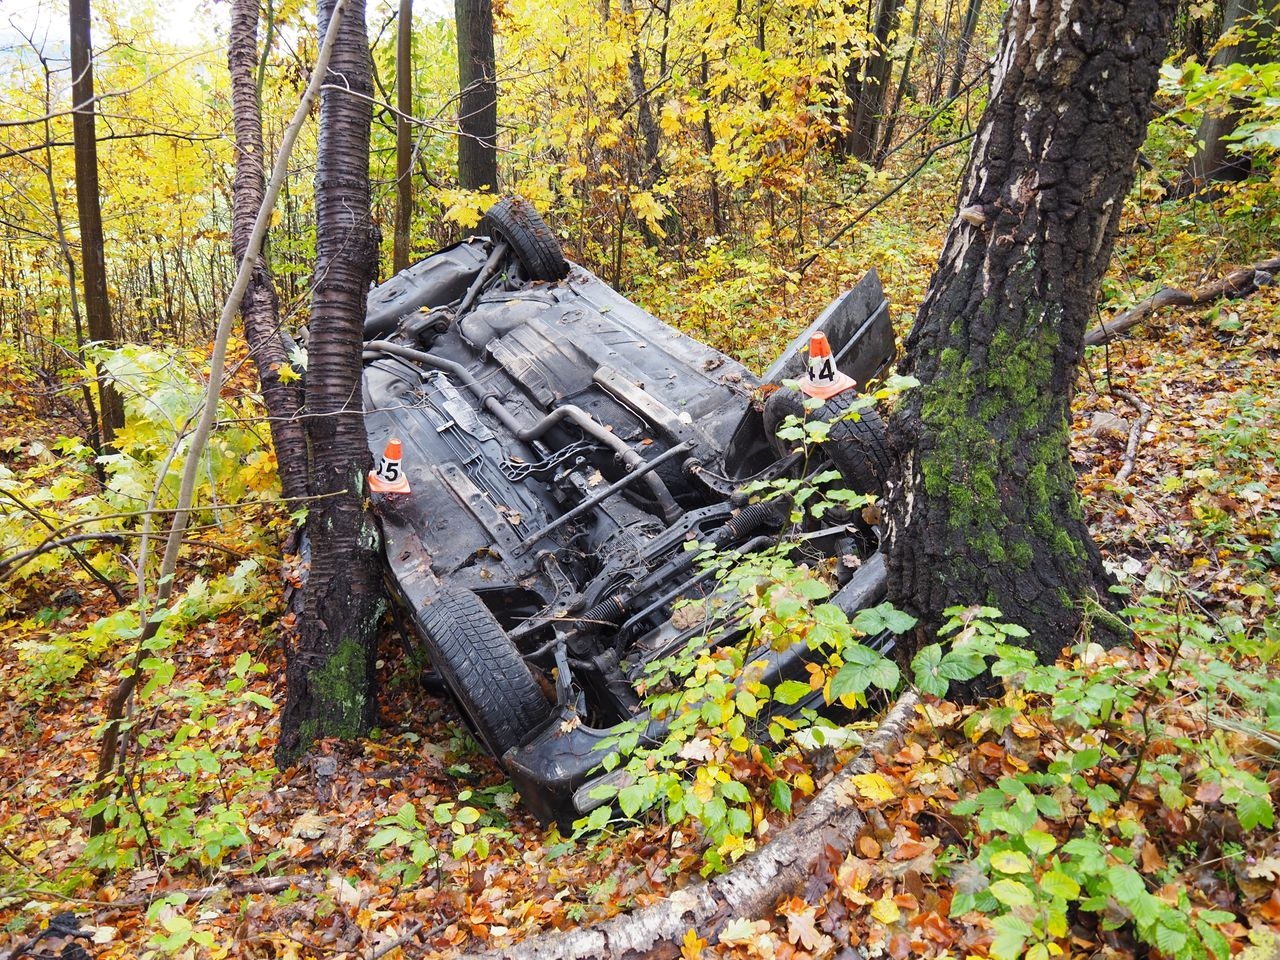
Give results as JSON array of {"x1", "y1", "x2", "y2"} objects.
[
  {"x1": 763, "y1": 387, "x2": 891, "y2": 496},
  {"x1": 822, "y1": 390, "x2": 891, "y2": 496},
  {"x1": 418, "y1": 588, "x2": 552, "y2": 758},
  {"x1": 483, "y1": 197, "x2": 569, "y2": 282}
]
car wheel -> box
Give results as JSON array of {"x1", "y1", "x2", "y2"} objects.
[
  {"x1": 822, "y1": 390, "x2": 892, "y2": 496},
  {"x1": 418, "y1": 588, "x2": 552, "y2": 758},
  {"x1": 763, "y1": 387, "x2": 891, "y2": 496},
  {"x1": 483, "y1": 197, "x2": 570, "y2": 282}
]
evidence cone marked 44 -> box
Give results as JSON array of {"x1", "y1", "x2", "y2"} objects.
[
  {"x1": 801, "y1": 331, "x2": 858, "y2": 400},
  {"x1": 370, "y1": 437, "x2": 411, "y2": 494}
]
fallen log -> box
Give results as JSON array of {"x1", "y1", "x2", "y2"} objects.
[
  {"x1": 458, "y1": 693, "x2": 919, "y2": 960},
  {"x1": 1084, "y1": 255, "x2": 1280, "y2": 347}
]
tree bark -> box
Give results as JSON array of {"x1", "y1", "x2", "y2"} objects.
[
  {"x1": 884, "y1": 0, "x2": 1176, "y2": 690},
  {"x1": 455, "y1": 0, "x2": 498, "y2": 192},
  {"x1": 228, "y1": 0, "x2": 309, "y2": 506},
  {"x1": 68, "y1": 0, "x2": 124, "y2": 446},
  {"x1": 394, "y1": 0, "x2": 413, "y2": 272},
  {"x1": 276, "y1": 0, "x2": 385, "y2": 764}
]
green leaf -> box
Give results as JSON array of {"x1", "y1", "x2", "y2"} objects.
[
  {"x1": 1023, "y1": 829, "x2": 1058, "y2": 857},
  {"x1": 1040, "y1": 869, "x2": 1080, "y2": 899},
  {"x1": 911, "y1": 644, "x2": 948, "y2": 697},
  {"x1": 770, "y1": 779, "x2": 792, "y2": 814},
  {"x1": 618, "y1": 783, "x2": 648, "y2": 818},
  {"x1": 1109, "y1": 865, "x2": 1146, "y2": 905},
  {"x1": 830, "y1": 662, "x2": 869, "y2": 698},
  {"x1": 773, "y1": 680, "x2": 812, "y2": 705},
  {"x1": 989, "y1": 914, "x2": 1032, "y2": 960},
  {"x1": 1155, "y1": 922, "x2": 1187, "y2": 954},
  {"x1": 851, "y1": 602, "x2": 917, "y2": 635},
  {"x1": 1234, "y1": 791, "x2": 1274, "y2": 830},
  {"x1": 989, "y1": 878, "x2": 1034, "y2": 907}
]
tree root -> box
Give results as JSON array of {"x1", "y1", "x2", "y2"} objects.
[
  {"x1": 1084, "y1": 255, "x2": 1280, "y2": 347},
  {"x1": 457, "y1": 693, "x2": 919, "y2": 960}
]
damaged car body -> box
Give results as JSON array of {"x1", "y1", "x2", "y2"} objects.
[{"x1": 361, "y1": 198, "x2": 896, "y2": 824}]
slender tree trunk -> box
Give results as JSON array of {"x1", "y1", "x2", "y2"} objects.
[
  {"x1": 455, "y1": 0, "x2": 498, "y2": 191},
  {"x1": 68, "y1": 0, "x2": 124, "y2": 446},
  {"x1": 884, "y1": 0, "x2": 1176, "y2": 692},
  {"x1": 276, "y1": 0, "x2": 385, "y2": 764},
  {"x1": 876, "y1": 0, "x2": 926, "y2": 163},
  {"x1": 620, "y1": 0, "x2": 661, "y2": 187},
  {"x1": 944, "y1": 0, "x2": 984, "y2": 101},
  {"x1": 394, "y1": 0, "x2": 413, "y2": 272},
  {"x1": 228, "y1": 0, "x2": 309, "y2": 505}
]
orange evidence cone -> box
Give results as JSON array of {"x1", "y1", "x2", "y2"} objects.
[
  {"x1": 800, "y1": 331, "x2": 858, "y2": 400},
  {"x1": 369, "y1": 437, "x2": 412, "y2": 494}
]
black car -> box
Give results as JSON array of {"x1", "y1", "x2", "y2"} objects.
[{"x1": 361, "y1": 198, "x2": 896, "y2": 823}]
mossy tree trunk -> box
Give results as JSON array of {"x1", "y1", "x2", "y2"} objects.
[
  {"x1": 884, "y1": 0, "x2": 1175, "y2": 692},
  {"x1": 277, "y1": 0, "x2": 384, "y2": 764}
]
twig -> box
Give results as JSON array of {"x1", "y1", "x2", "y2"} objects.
[
  {"x1": 98, "y1": 875, "x2": 320, "y2": 910},
  {"x1": 1085, "y1": 254, "x2": 1280, "y2": 346},
  {"x1": 1110, "y1": 388, "x2": 1152, "y2": 485},
  {"x1": 369, "y1": 921, "x2": 426, "y2": 960}
]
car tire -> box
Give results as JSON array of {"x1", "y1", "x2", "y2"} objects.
[
  {"x1": 419, "y1": 588, "x2": 552, "y2": 758},
  {"x1": 483, "y1": 197, "x2": 570, "y2": 282},
  {"x1": 763, "y1": 387, "x2": 891, "y2": 496},
  {"x1": 822, "y1": 390, "x2": 892, "y2": 496}
]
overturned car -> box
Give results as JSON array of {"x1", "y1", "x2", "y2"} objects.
[{"x1": 361, "y1": 198, "x2": 895, "y2": 823}]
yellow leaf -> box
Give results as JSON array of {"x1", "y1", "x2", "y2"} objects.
[
  {"x1": 870, "y1": 895, "x2": 900, "y2": 924},
  {"x1": 680, "y1": 926, "x2": 706, "y2": 959},
  {"x1": 991, "y1": 849, "x2": 1032, "y2": 873},
  {"x1": 850, "y1": 772, "x2": 897, "y2": 803}
]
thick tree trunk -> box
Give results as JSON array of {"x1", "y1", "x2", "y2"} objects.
[
  {"x1": 455, "y1": 0, "x2": 498, "y2": 192},
  {"x1": 228, "y1": 0, "x2": 309, "y2": 506},
  {"x1": 69, "y1": 0, "x2": 124, "y2": 446},
  {"x1": 394, "y1": 0, "x2": 413, "y2": 272},
  {"x1": 277, "y1": 0, "x2": 384, "y2": 764},
  {"x1": 884, "y1": 0, "x2": 1175, "y2": 690}
]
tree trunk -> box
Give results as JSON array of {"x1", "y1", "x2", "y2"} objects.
[
  {"x1": 944, "y1": 0, "x2": 983, "y2": 101},
  {"x1": 884, "y1": 0, "x2": 1175, "y2": 691},
  {"x1": 1173, "y1": 0, "x2": 1276, "y2": 197},
  {"x1": 843, "y1": 0, "x2": 900, "y2": 164},
  {"x1": 875, "y1": 0, "x2": 925, "y2": 163},
  {"x1": 228, "y1": 0, "x2": 309, "y2": 506},
  {"x1": 69, "y1": 0, "x2": 124, "y2": 446},
  {"x1": 455, "y1": 0, "x2": 498, "y2": 192},
  {"x1": 276, "y1": 0, "x2": 384, "y2": 765},
  {"x1": 394, "y1": 0, "x2": 413, "y2": 272}
]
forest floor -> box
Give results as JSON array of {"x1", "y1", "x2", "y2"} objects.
[{"x1": 1, "y1": 177, "x2": 1278, "y2": 959}]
